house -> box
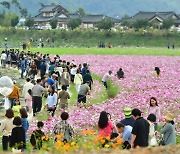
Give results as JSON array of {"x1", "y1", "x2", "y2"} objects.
[
  {"x1": 33, "y1": 4, "x2": 119, "y2": 29},
  {"x1": 123, "y1": 11, "x2": 180, "y2": 28}
]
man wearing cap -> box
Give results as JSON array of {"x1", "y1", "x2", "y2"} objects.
[
  {"x1": 131, "y1": 108, "x2": 150, "y2": 148},
  {"x1": 120, "y1": 107, "x2": 135, "y2": 127},
  {"x1": 160, "y1": 113, "x2": 176, "y2": 145}
]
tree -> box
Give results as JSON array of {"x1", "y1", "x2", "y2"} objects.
[
  {"x1": 12, "y1": 0, "x2": 20, "y2": 7},
  {"x1": 67, "y1": 18, "x2": 82, "y2": 30},
  {"x1": 25, "y1": 18, "x2": 35, "y2": 27},
  {"x1": 121, "y1": 20, "x2": 131, "y2": 27},
  {"x1": 97, "y1": 19, "x2": 113, "y2": 30},
  {"x1": 162, "y1": 18, "x2": 174, "y2": 30},
  {"x1": 50, "y1": 19, "x2": 58, "y2": 29},
  {"x1": 133, "y1": 19, "x2": 149, "y2": 29},
  {"x1": 11, "y1": 15, "x2": 19, "y2": 27},
  {"x1": 77, "y1": 8, "x2": 86, "y2": 16},
  {"x1": 0, "y1": 1, "x2": 11, "y2": 10},
  {"x1": 122, "y1": 14, "x2": 130, "y2": 19},
  {"x1": 20, "y1": 8, "x2": 28, "y2": 18}
]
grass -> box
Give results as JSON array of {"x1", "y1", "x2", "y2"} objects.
[{"x1": 30, "y1": 47, "x2": 180, "y2": 56}]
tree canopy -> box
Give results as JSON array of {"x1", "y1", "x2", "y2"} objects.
[
  {"x1": 67, "y1": 18, "x2": 82, "y2": 30},
  {"x1": 97, "y1": 19, "x2": 113, "y2": 30}
]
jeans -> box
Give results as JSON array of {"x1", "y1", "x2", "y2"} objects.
[
  {"x1": 102, "y1": 81, "x2": 107, "y2": 89},
  {"x1": 21, "y1": 68, "x2": 25, "y2": 78},
  {"x1": 9, "y1": 98, "x2": 15, "y2": 108}
]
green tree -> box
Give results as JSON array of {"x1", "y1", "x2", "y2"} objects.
[
  {"x1": 77, "y1": 8, "x2": 86, "y2": 16},
  {"x1": 11, "y1": 15, "x2": 19, "y2": 27},
  {"x1": 97, "y1": 19, "x2": 113, "y2": 30},
  {"x1": 50, "y1": 19, "x2": 58, "y2": 29},
  {"x1": 133, "y1": 19, "x2": 149, "y2": 29},
  {"x1": 67, "y1": 18, "x2": 82, "y2": 30},
  {"x1": 162, "y1": 18, "x2": 174, "y2": 30},
  {"x1": 0, "y1": 1, "x2": 11, "y2": 10},
  {"x1": 20, "y1": 8, "x2": 28, "y2": 18},
  {"x1": 25, "y1": 18, "x2": 35, "y2": 27},
  {"x1": 121, "y1": 20, "x2": 131, "y2": 27},
  {"x1": 12, "y1": 0, "x2": 20, "y2": 7}
]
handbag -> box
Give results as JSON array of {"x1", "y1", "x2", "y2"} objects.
[{"x1": 150, "y1": 136, "x2": 158, "y2": 146}]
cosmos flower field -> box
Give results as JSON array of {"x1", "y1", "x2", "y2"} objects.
[{"x1": 28, "y1": 55, "x2": 180, "y2": 136}]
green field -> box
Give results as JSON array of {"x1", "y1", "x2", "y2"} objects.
[
  {"x1": 31, "y1": 47, "x2": 180, "y2": 56},
  {"x1": 1, "y1": 28, "x2": 180, "y2": 48}
]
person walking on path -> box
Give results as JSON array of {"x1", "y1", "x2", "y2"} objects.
[
  {"x1": 77, "y1": 81, "x2": 90, "y2": 107},
  {"x1": 8, "y1": 80, "x2": 20, "y2": 108},
  {"x1": 83, "y1": 70, "x2": 93, "y2": 90},
  {"x1": 58, "y1": 85, "x2": 70, "y2": 110},
  {"x1": 22, "y1": 78, "x2": 34, "y2": 101},
  {"x1": 74, "y1": 69, "x2": 83, "y2": 93},
  {"x1": 32, "y1": 79, "x2": 48, "y2": 116}
]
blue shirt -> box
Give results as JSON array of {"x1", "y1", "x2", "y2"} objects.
[
  {"x1": 22, "y1": 118, "x2": 29, "y2": 132},
  {"x1": 82, "y1": 68, "x2": 87, "y2": 78},
  {"x1": 122, "y1": 125, "x2": 132, "y2": 143},
  {"x1": 120, "y1": 117, "x2": 135, "y2": 127},
  {"x1": 46, "y1": 78, "x2": 55, "y2": 86}
]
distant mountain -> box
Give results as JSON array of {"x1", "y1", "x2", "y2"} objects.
[{"x1": 1, "y1": 0, "x2": 180, "y2": 18}]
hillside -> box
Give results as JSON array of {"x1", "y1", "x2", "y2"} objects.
[{"x1": 0, "y1": 0, "x2": 180, "y2": 17}]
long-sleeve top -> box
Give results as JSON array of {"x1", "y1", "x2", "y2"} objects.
[
  {"x1": 46, "y1": 93, "x2": 57, "y2": 107},
  {"x1": 0, "y1": 118, "x2": 14, "y2": 136},
  {"x1": 8, "y1": 85, "x2": 20, "y2": 99},
  {"x1": 22, "y1": 82, "x2": 34, "y2": 99},
  {"x1": 147, "y1": 106, "x2": 161, "y2": 122},
  {"x1": 22, "y1": 118, "x2": 29, "y2": 132},
  {"x1": 10, "y1": 126, "x2": 26, "y2": 149},
  {"x1": 161, "y1": 123, "x2": 176, "y2": 145},
  {"x1": 74, "y1": 73, "x2": 83, "y2": 85},
  {"x1": 32, "y1": 84, "x2": 48, "y2": 97},
  {"x1": 102, "y1": 73, "x2": 110, "y2": 82},
  {"x1": 83, "y1": 74, "x2": 93, "y2": 84}
]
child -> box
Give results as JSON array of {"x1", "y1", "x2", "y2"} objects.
[
  {"x1": 12, "y1": 99, "x2": 21, "y2": 117},
  {"x1": 20, "y1": 108, "x2": 29, "y2": 141},
  {"x1": 26, "y1": 89, "x2": 32, "y2": 114},
  {"x1": 53, "y1": 112, "x2": 75, "y2": 143},
  {"x1": 10, "y1": 116, "x2": 26, "y2": 151},
  {"x1": 30, "y1": 121, "x2": 45, "y2": 150}
]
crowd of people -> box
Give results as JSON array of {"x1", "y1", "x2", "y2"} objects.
[{"x1": 0, "y1": 49, "x2": 176, "y2": 152}]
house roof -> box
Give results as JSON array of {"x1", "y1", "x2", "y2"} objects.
[
  {"x1": 124, "y1": 11, "x2": 179, "y2": 23},
  {"x1": 34, "y1": 13, "x2": 54, "y2": 22},
  {"x1": 39, "y1": 4, "x2": 68, "y2": 13},
  {"x1": 81, "y1": 14, "x2": 118, "y2": 23},
  {"x1": 69, "y1": 13, "x2": 81, "y2": 19}
]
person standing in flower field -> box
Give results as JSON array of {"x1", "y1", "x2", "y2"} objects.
[
  {"x1": 102, "y1": 70, "x2": 112, "y2": 89},
  {"x1": 30, "y1": 121, "x2": 46, "y2": 150},
  {"x1": 147, "y1": 97, "x2": 161, "y2": 131},
  {"x1": 131, "y1": 108, "x2": 150, "y2": 148}
]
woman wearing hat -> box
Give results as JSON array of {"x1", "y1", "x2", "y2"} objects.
[{"x1": 160, "y1": 113, "x2": 176, "y2": 145}]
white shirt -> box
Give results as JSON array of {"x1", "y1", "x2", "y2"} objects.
[
  {"x1": 46, "y1": 93, "x2": 57, "y2": 107},
  {"x1": 22, "y1": 82, "x2": 34, "y2": 99},
  {"x1": 102, "y1": 73, "x2": 111, "y2": 82},
  {"x1": 1, "y1": 53, "x2": 7, "y2": 60},
  {"x1": 71, "y1": 68, "x2": 77, "y2": 75}
]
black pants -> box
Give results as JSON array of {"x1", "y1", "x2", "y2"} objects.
[
  {"x1": 33, "y1": 96, "x2": 42, "y2": 114},
  {"x1": 71, "y1": 74, "x2": 75, "y2": 82},
  {"x1": 2, "y1": 136, "x2": 10, "y2": 151},
  {"x1": 102, "y1": 81, "x2": 107, "y2": 89},
  {"x1": 122, "y1": 141, "x2": 131, "y2": 149},
  {"x1": 47, "y1": 107, "x2": 56, "y2": 117}
]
